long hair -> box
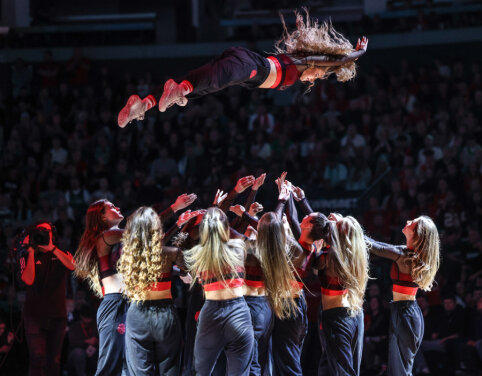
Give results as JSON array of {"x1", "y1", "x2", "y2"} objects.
[
  {"x1": 257, "y1": 212, "x2": 298, "y2": 319},
  {"x1": 275, "y1": 8, "x2": 357, "y2": 82},
  {"x1": 117, "y1": 207, "x2": 164, "y2": 302},
  {"x1": 406, "y1": 216, "x2": 440, "y2": 291},
  {"x1": 74, "y1": 199, "x2": 109, "y2": 297},
  {"x1": 330, "y1": 216, "x2": 369, "y2": 316},
  {"x1": 184, "y1": 207, "x2": 245, "y2": 291}
]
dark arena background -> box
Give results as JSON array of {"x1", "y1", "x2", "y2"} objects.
[{"x1": 0, "y1": 1, "x2": 481, "y2": 376}]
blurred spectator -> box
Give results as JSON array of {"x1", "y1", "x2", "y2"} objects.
[{"x1": 67, "y1": 304, "x2": 98, "y2": 376}]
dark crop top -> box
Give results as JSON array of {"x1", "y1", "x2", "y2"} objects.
[
  {"x1": 366, "y1": 236, "x2": 419, "y2": 295},
  {"x1": 198, "y1": 266, "x2": 245, "y2": 292},
  {"x1": 98, "y1": 242, "x2": 122, "y2": 281},
  {"x1": 318, "y1": 252, "x2": 348, "y2": 296}
]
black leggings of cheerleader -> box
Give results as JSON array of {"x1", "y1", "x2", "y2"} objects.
[
  {"x1": 245, "y1": 295, "x2": 274, "y2": 376},
  {"x1": 320, "y1": 307, "x2": 364, "y2": 376},
  {"x1": 96, "y1": 293, "x2": 129, "y2": 376},
  {"x1": 271, "y1": 295, "x2": 308, "y2": 376},
  {"x1": 125, "y1": 299, "x2": 182, "y2": 376},
  {"x1": 153, "y1": 47, "x2": 270, "y2": 100},
  {"x1": 388, "y1": 300, "x2": 424, "y2": 376},
  {"x1": 194, "y1": 297, "x2": 254, "y2": 376}
]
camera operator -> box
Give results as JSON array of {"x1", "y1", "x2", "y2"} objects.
[{"x1": 16, "y1": 221, "x2": 75, "y2": 376}]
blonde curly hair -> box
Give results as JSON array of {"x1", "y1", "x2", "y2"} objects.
[
  {"x1": 117, "y1": 207, "x2": 165, "y2": 302},
  {"x1": 274, "y1": 8, "x2": 357, "y2": 82}
]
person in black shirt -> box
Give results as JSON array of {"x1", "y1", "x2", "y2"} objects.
[{"x1": 17, "y1": 221, "x2": 75, "y2": 376}]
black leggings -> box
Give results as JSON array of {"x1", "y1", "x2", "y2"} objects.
[
  {"x1": 125, "y1": 299, "x2": 182, "y2": 376},
  {"x1": 388, "y1": 300, "x2": 424, "y2": 376},
  {"x1": 272, "y1": 295, "x2": 308, "y2": 376},
  {"x1": 154, "y1": 47, "x2": 271, "y2": 99},
  {"x1": 245, "y1": 295, "x2": 274, "y2": 376},
  {"x1": 194, "y1": 297, "x2": 254, "y2": 376},
  {"x1": 320, "y1": 307, "x2": 364, "y2": 376},
  {"x1": 96, "y1": 293, "x2": 129, "y2": 376}
]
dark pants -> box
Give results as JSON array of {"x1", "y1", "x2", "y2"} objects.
[
  {"x1": 125, "y1": 299, "x2": 182, "y2": 376},
  {"x1": 194, "y1": 297, "x2": 254, "y2": 376},
  {"x1": 182, "y1": 283, "x2": 204, "y2": 376},
  {"x1": 68, "y1": 347, "x2": 98, "y2": 376},
  {"x1": 24, "y1": 315, "x2": 66, "y2": 376},
  {"x1": 388, "y1": 300, "x2": 424, "y2": 376},
  {"x1": 272, "y1": 295, "x2": 308, "y2": 376},
  {"x1": 245, "y1": 296, "x2": 274, "y2": 376},
  {"x1": 180, "y1": 47, "x2": 270, "y2": 98},
  {"x1": 96, "y1": 293, "x2": 129, "y2": 376},
  {"x1": 320, "y1": 307, "x2": 364, "y2": 376}
]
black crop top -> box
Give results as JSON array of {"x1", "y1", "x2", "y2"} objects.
[
  {"x1": 98, "y1": 242, "x2": 122, "y2": 281},
  {"x1": 318, "y1": 252, "x2": 348, "y2": 296}
]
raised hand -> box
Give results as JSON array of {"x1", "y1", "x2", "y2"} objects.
[
  {"x1": 292, "y1": 186, "x2": 305, "y2": 202},
  {"x1": 248, "y1": 202, "x2": 263, "y2": 217},
  {"x1": 278, "y1": 181, "x2": 290, "y2": 202},
  {"x1": 275, "y1": 171, "x2": 287, "y2": 193},
  {"x1": 235, "y1": 175, "x2": 255, "y2": 193},
  {"x1": 244, "y1": 226, "x2": 258, "y2": 241},
  {"x1": 229, "y1": 204, "x2": 246, "y2": 217},
  {"x1": 252, "y1": 173, "x2": 266, "y2": 191},
  {"x1": 172, "y1": 193, "x2": 197, "y2": 212},
  {"x1": 213, "y1": 189, "x2": 228, "y2": 206},
  {"x1": 356, "y1": 36, "x2": 368, "y2": 52},
  {"x1": 177, "y1": 209, "x2": 207, "y2": 227},
  {"x1": 328, "y1": 213, "x2": 343, "y2": 222},
  {"x1": 176, "y1": 210, "x2": 192, "y2": 227}
]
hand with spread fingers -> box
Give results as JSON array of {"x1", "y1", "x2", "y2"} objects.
[
  {"x1": 235, "y1": 176, "x2": 255, "y2": 193},
  {"x1": 172, "y1": 193, "x2": 197, "y2": 212},
  {"x1": 213, "y1": 189, "x2": 228, "y2": 206}
]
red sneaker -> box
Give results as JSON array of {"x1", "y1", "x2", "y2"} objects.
[
  {"x1": 158, "y1": 79, "x2": 192, "y2": 112},
  {"x1": 118, "y1": 94, "x2": 150, "y2": 128}
]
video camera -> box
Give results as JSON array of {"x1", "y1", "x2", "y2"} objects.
[{"x1": 28, "y1": 227, "x2": 50, "y2": 247}]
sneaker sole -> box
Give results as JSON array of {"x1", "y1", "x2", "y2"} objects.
[{"x1": 118, "y1": 95, "x2": 141, "y2": 128}]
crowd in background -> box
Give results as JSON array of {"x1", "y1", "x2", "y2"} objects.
[{"x1": 0, "y1": 46, "x2": 481, "y2": 375}]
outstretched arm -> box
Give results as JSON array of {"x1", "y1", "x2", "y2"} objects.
[
  {"x1": 286, "y1": 194, "x2": 302, "y2": 240},
  {"x1": 219, "y1": 176, "x2": 255, "y2": 213},
  {"x1": 292, "y1": 185, "x2": 313, "y2": 215},
  {"x1": 159, "y1": 193, "x2": 197, "y2": 222},
  {"x1": 365, "y1": 236, "x2": 405, "y2": 261}
]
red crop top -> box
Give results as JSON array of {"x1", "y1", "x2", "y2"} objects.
[
  {"x1": 149, "y1": 272, "x2": 172, "y2": 291},
  {"x1": 318, "y1": 253, "x2": 348, "y2": 296},
  {"x1": 198, "y1": 266, "x2": 245, "y2": 292},
  {"x1": 244, "y1": 265, "x2": 264, "y2": 288},
  {"x1": 391, "y1": 262, "x2": 418, "y2": 296},
  {"x1": 266, "y1": 54, "x2": 300, "y2": 90}
]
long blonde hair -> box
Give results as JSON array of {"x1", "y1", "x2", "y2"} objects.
[
  {"x1": 257, "y1": 212, "x2": 298, "y2": 319},
  {"x1": 406, "y1": 216, "x2": 440, "y2": 291},
  {"x1": 184, "y1": 207, "x2": 245, "y2": 291},
  {"x1": 330, "y1": 216, "x2": 369, "y2": 316},
  {"x1": 75, "y1": 199, "x2": 109, "y2": 298},
  {"x1": 275, "y1": 8, "x2": 357, "y2": 82},
  {"x1": 117, "y1": 207, "x2": 165, "y2": 302}
]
